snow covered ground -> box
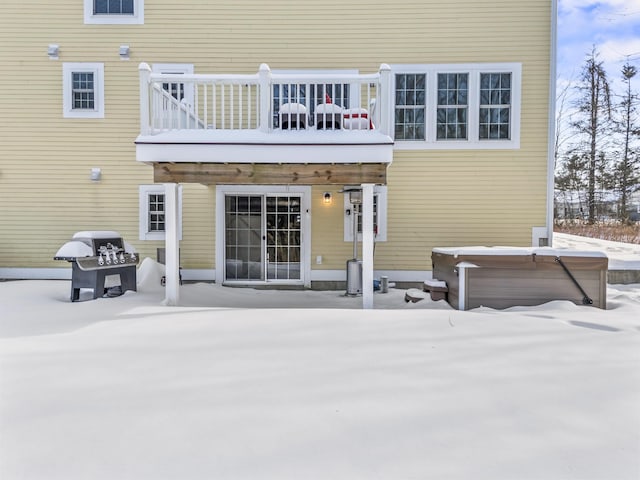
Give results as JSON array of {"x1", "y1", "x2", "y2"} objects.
[{"x1": 1, "y1": 236, "x2": 639, "y2": 479}]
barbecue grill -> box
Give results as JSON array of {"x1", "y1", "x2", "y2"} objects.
[{"x1": 54, "y1": 231, "x2": 139, "y2": 302}]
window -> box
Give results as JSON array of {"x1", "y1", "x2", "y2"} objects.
[
  {"x1": 148, "y1": 193, "x2": 165, "y2": 233},
  {"x1": 63, "y1": 63, "x2": 104, "y2": 118},
  {"x1": 394, "y1": 74, "x2": 426, "y2": 140},
  {"x1": 343, "y1": 186, "x2": 387, "y2": 242},
  {"x1": 84, "y1": 0, "x2": 143, "y2": 24},
  {"x1": 152, "y1": 64, "x2": 195, "y2": 109},
  {"x1": 271, "y1": 69, "x2": 360, "y2": 129},
  {"x1": 479, "y1": 73, "x2": 511, "y2": 140},
  {"x1": 437, "y1": 73, "x2": 468, "y2": 140},
  {"x1": 139, "y1": 185, "x2": 183, "y2": 241},
  {"x1": 273, "y1": 83, "x2": 351, "y2": 128},
  {"x1": 391, "y1": 63, "x2": 521, "y2": 149}
]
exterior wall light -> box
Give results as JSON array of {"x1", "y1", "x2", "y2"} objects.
[
  {"x1": 323, "y1": 192, "x2": 332, "y2": 205},
  {"x1": 119, "y1": 45, "x2": 130, "y2": 60},
  {"x1": 48, "y1": 44, "x2": 59, "y2": 60}
]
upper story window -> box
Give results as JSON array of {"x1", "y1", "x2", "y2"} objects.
[
  {"x1": 273, "y1": 83, "x2": 350, "y2": 129},
  {"x1": 391, "y1": 63, "x2": 521, "y2": 149},
  {"x1": 271, "y1": 69, "x2": 359, "y2": 129},
  {"x1": 479, "y1": 73, "x2": 511, "y2": 140},
  {"x1": 437, "y1": 73, "x2": 468, "y2": 140},
  {"x1": 84, "y1": 0, "x2": 144, "y2": 24},
  {"x1": 63, "y1": 63, "x2": 104, "y2": 119},
  {"x1": 152, "y1": 64, "x2": 195, "y2": 109},
  {"x1": 394, "y1": 74, "x2": 425, "y2": 140}
]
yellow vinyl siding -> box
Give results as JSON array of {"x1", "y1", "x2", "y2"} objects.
[{"x1": 0, "y1": 0, "x2": 552, "y2": 273}]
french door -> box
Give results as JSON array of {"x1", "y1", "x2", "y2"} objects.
[{"x1": 224, "y1": 193, "x2": 303, "y2": 283}]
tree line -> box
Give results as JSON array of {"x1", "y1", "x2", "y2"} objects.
[{"x1": 555, "y1": 47, "x2": 639, "y2": 224}]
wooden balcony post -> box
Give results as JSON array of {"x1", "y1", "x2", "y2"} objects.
[
  {"x1": 258, "y1": 63, "x2": 271, "y2": 133},
  {"x1": 139, "y1": 62, "x2": 152, "y2": 135},
  {"x1": 378, "y1": 64, "x2": 391, "y2": 137}
]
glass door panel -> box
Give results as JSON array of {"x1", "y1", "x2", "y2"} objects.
[
  {"x1": 224, "y1": 195, "x2": 264, "y2": 281},
  {"x1": 266, "y1": 196, "x2": 301, "y2": 280},
  {"x1": 225, "y1": 193, "x2": 302, "y2": 282}
]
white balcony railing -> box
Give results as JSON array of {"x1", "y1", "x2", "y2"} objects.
[{"x1": 139, "y1": 63, "x2": 392, "y2": 138}]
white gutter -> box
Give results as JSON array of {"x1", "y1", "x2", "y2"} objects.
[{"x1": 547, "y1": 0, "x2": 558, "y2": 246}]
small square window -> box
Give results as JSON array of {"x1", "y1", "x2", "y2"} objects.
[
  {"x1": 84, "y1": 0, "x2": 143, "y2": 24},
  {"x1": 139, "y1": 185, "x2": 182, "y2": 240},
  {"x1": 63, "y1": 63, "x2": 104, "y2": 118}
]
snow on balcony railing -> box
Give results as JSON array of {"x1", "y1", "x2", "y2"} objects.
[{"x1": 139, "y1": 63, "x2": 391, "y2": 137}]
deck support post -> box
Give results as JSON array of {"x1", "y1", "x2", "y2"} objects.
[
  {"x1": 362, "y1": 183, "x2": 374, "y2": 309},
  {"x1": 164, "y1": 182, "x2": 180, "y2": 306}
]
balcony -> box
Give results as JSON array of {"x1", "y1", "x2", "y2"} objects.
[{"x1": 136, "y1": 63, "x2": 393, "y2": 185}]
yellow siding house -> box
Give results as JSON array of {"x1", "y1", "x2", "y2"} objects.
[{"x1": 0, "y1": 0, "x2": 557, "y2": 304}]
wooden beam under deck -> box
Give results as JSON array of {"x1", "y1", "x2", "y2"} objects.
[{"x1": 153, "y1": 162, "x2": 388, "y2": 185}]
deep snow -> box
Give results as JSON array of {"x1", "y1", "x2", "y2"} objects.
[{"x1": 1, "y1": 234, "x2": 639, "y2": 480}]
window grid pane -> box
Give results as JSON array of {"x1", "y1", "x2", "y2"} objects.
[
  {"x1": 479, "y1": 73, "x2": 511, "y2": 140},
  {"x1": 148, "y1": 194, "x2": 165, "y2": 232},
  {"x1": 94, "y1": 0, "x2": 134, "y2": 14},
  {"x1": 272, "y1": 83, "x2": 349, "y2": 128},
  {"x1": 394, "y1": 74, "x2": 426, "y2": 140},
  {"x1": 355, "y1": 196, "x2": 379, "y2": 235},
  {"x1": 72, "y1": 72, "x2": 95, "y2": 110},
  {"x1": 437, "y1": 73, "x2": 468, "y2": 140}
]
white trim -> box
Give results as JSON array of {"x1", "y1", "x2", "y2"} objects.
[
  {"x1": 63, "y1": 63, "x2": 104, "y2": 119},
  {"x1": 215, "y1": 185, "x2": 312, "y2": 287},
  {"x1": 343, "y1": 185, "x2": 387, "y2": 242},
  {"x1": 84, "y1": 0, "x2": 144, "y2": 24},
  {"x1": 547, "y1": 0, "x2": 558, "y2": 247},
  {"x1": 390, "y1": 63, "x2": 521, "y2": 150},
  {"x1": 138, "y1": 184, "x2": 183, "y2": 241}
]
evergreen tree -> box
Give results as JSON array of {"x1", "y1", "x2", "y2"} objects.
[
  {"x1": 570, "y1": 48, "x2": 612, "y2": 224},
  {"x1": 615, "y1": 63, "x2": 639, "y2": 224}
]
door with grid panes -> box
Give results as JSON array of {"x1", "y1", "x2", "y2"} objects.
[{"x1": 224, "y1": 194, "x2": 302, "y2": 282}]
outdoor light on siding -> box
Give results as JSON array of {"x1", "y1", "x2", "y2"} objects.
[
  {"x1": 90, "y1": 168, "x2": 102, "y2": 182},
  {"x1": 323, "y1": 192, "x2": 332, "y2": 205},
  {"x1": 119, "y1": 45, "x2": 130, "y2": 60},
  {"x1": 48, "y1": 44, "x2": 59, "y2": 60}
]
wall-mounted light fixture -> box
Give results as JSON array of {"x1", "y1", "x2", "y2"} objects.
[
  {"x1": 48, "y1": 44, "x2": 59, "y2": 60},
  {"x1": 119, "y1": 45, "x2": 130, "y2": 60},
  {"x1": 323, "y1": 192, "x2": 332, "y2": 205},
  {"x1": 90, "y1": 167, "x2": 102, "y2": 182}
]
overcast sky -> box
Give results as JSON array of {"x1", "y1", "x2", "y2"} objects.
[{"x1": 557, "y1": 0, "x2": 640, "y2": 88}]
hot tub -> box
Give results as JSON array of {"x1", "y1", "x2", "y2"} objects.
[{"x1": 431, "y1": 247, "x2": 608, "y2": 310}]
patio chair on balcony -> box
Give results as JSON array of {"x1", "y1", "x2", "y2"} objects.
[
  {"x1": 279, "y1": 103, "x2": 308, "y2": 130},
  {"x1": 315, "y1": 101, "x2": 344, "y2": 130},
  {"x1": 343, "y1": 107, "x2": 374, "y2": 130}
]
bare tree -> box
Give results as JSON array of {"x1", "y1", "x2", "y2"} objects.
[{"x1": 571, "y1": 47, "x2": 612, "y2": 224}]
